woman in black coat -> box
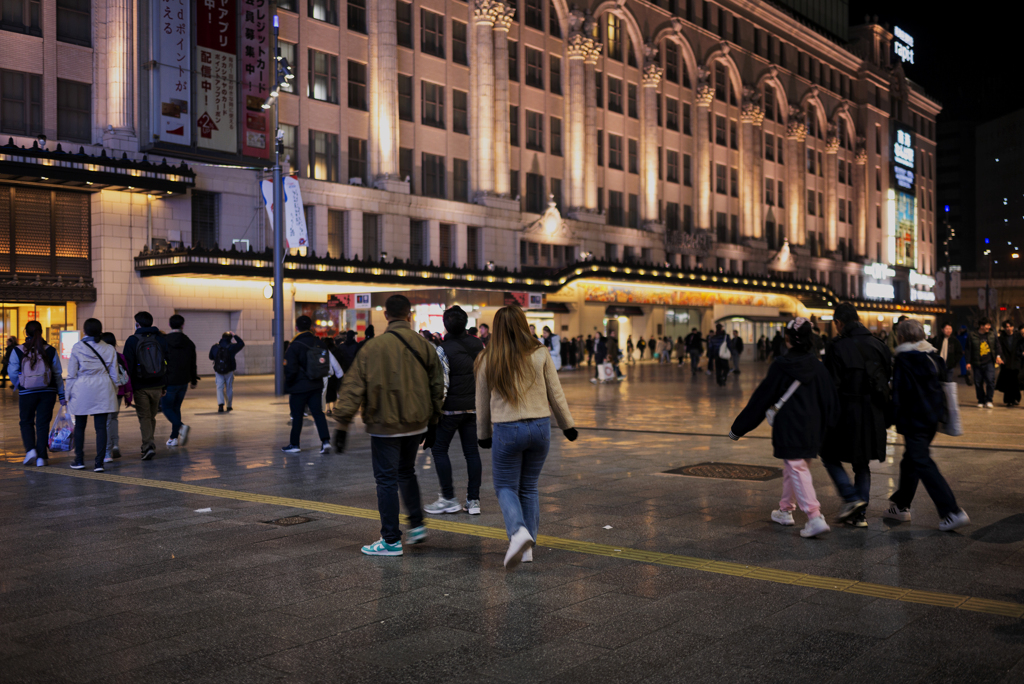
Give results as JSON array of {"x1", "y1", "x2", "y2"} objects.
[
  {"x1": 996, "y1": 322, "x2": 1023, "y2": 406},
  {"x1": 730, "y1": 319, "x2": 839, "y2": 539}
]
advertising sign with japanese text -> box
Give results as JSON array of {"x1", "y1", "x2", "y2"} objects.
[
  {"x1": 240, "y1": 0, "x2": 270, "y2": 158},
  {"x1": 196, "y1": 0, "x2": 238, "y2": 153},
  {"x1": 153, "y1": 0, "x2": 191, "y2": 145},
  {"x1": 260, "y1": 177, "x2": 309, "y2": 251}
]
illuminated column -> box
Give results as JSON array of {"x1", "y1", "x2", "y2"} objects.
[
  {"x1": 472, "y1": 0, "x2": 497, "y2": 197},
  {"x1": 107, "y1": 0, "x2": 133, "y2": 132},
  {"x1": 825, "y1": 130, "x2": 840, "y2": 252},
  {"x1": 566, "y1": 32, "x2": 589, "y2": 209},
  {"x1": 492, "y1": 5, "x2": 514, "y2": 196},
  {"x1": 641, "y1": 59, "x2": 663, "y2": 223},
  {"x1": 695, "y1": 66, "x2": 714, "y2": 231},
  {"x1": 368, "y1": 0, "x2": 400, "y2": 185},
  {"x1": 739, "y1": 92, "x2": 763, "y2": 238},
  {"x1": 786, "y1": 107, "x2": 806, "y2": 245},
  {"x1": 854, "y1": 144, "x2": 868, "y2": 257},
  {"x1": 583, "y1": 37, "x2": 602, "y2": 210},
  {"x1": 751, "y1": 106, "x2": 765, "y2": 239}
]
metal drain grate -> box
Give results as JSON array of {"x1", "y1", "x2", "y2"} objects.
[
  {"x1": 663, "y1": 462, "x2": 783, "y2": 482},
  {"x1": 264, "y1": 516, "x2": 315, "y2": 526}
]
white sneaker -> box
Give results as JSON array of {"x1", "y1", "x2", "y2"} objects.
[
  {"x1": 178, "y1": 424, "x2": 190, "y2": 446},
  {"x1": 504, "y1": 526, "x2": 534, "y2": 570},
  {"x1": 319, "y1": 442, "x2": 332, "y2": 454},
  {"x1": 466, "y1": 499, "x2": 481, "y2": 515},
  {"x1": 522, "y1": 547, "x2": 533, "y2": 563},
  {"x1": 104, "y1": 455, "x2": 114, "y2": 463},
  {"x1": 424, "y1": 496, "x2": 463, "y2": 515},
  {"x1": 36, "y1": 458, "x2": 45, "y2": 467},
  {"x1": 23, "y1": 449, "x2": 37, "y2": 465},
  {"x1": 978, "y1": 403, "x2": 985, "y2": 408},
  {"x1": 939, "y1": 509, "x2": 970, "y2": 532},
  {"x1": 166, "y1": 438, "x2": 178, "y2": 447},
  {"x1": 590, "y1": 378, "x2": 598, "y2": 384},
  {"x1": 985, "y1": 402, "x2": 994, "y2": 409},
  {"x1": 800, "y1": 515, "x2": 831, "y2": 538},
  {"x1": 771, "y1": 509, "x2": 795, "y2": 526},
  {"x1": 882, "y1": 502, "x2": 912, "y2": 522}
]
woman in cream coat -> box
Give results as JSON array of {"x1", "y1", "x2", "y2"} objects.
[{"x1": 66, "y1": 318, "x2": 120, "y2": 471}]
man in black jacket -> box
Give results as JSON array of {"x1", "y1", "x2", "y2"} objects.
[
  {"x1": 282, "y1": 315, "x2": 331, "y2": 454},
  {"x1": 162, "y1": 314, "x2": 198, "y2": 448},
  {"x1": 684, "y1": 328, "x2": 703, "y2": 375},
  {"x1": 123, "y1": 311, "x2": 170, "y2": 460},
  {"x1": 424, "y1": 306, "x2": 485, "y2": 516},
  {"x1": 885, "y1": 318, "x2": 969, "y2": 531},
  {"x1": 821, "y1": 303, "x2": 892, "y2": 527},
  {"x1": 209, "y1": 332, "x2": 245, "y2": 412}
]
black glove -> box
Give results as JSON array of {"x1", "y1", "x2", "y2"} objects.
[
  {"x1": 478, "y1": 438, "x2": 492, "y2": 449},
  {"x1": 334, "y1": 429, "x2": 347, "y2": 453},
  {"x1": 563, "y1": 428, "x2": 578, "y2": 442},
  {"x1": 422, "y1": 424, "x2": 437, "y2": 450}
]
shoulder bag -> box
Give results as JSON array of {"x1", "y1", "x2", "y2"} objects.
[{"x1": 766, "y1": 380, "x2": 801, "y2": 427}]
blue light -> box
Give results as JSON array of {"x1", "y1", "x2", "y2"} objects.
[
  {"x1": 944, "y1": 205, "x2": 950, "y2": 212},
  {"x1": 273, "y1": 15, "x2": 279, "y2": 27},
  {"x1": 985, "y1": 238, "x2": 990, "y2": 244}
]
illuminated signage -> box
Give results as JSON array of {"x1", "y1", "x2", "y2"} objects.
[
  {"x1": 909, "y1": 270, "x2": 935, "y2": 288},
  {"x1": 911, "y1": 290, "x2": 936, "y2": 302},
  {"x1": 894, "y1": 166, "x2": 915, "y2": 191},
  {"x1": 910, "y1": 269, "x2": 935, "y2": 301},
  {"x1": 864, "y1": 262, "x2": 896, "y2": 301},
  {"x1": 865, "y1": 262, "x2": 896, "y2": 280},
  {"x1": 894, "y1": 26, "x2": 914, "y2": 64},
  {"x1": 865, "y1": 282, "x2": 896, "y2": 300},
  {"x1": 894, "y1": 129, "x2": 915, "y2": 169}
]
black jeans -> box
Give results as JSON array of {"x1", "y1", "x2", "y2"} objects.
[
  {"x1": 714, "y1": 357, "x2": 730, "y2": 385},
  {"x1": 431, "y1": 413, "x2": 482, "y2": 500},
  {"x1": 74, "y1": 413, "x2": 109, "y2": 469},
  {"x1": 288, "y1": 389, "x2": 330, "y2": 447},
  {"x1": 974, "y1": 363, "x2": 996, "y2": 404},
  {"x1": 890, "y1": 428, "x2": 959, "y2": 518},
  {"x1": 371, "y1": 434, "x2": 424, "y2": 543},
  {"x1": 20, "y1": 391, "x2": 57, "y2": 459}
]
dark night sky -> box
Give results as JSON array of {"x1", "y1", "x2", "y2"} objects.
[{"x1": 849, "y1": 1, "x2": 1018, "y2": 123}]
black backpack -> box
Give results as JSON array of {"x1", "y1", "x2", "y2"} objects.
[
  {"x1": 213, "y1": 346, "x2": 232, "y2": 374},
  {"x1": 135, "y1": 333, "x2": 166, "y2": 380},
  {"x1": 304, "y1": 339, "x2": 331, "y2": 379},
  {"x1": 855, "y1": 338, "x2": 894, "y2": 427}
]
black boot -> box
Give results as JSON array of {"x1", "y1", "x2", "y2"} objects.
[{"x1": 218, "y1": 405, "x2": 224, "y2": 413}]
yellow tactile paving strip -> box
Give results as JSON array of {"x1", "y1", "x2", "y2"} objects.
[{"x1": 6, "y1": 464, "x2": 1022, "y2": 619}]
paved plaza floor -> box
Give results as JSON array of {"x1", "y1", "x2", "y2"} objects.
[{"x1": 2, "y1": 358, "x2": 1023, "y2": 683}]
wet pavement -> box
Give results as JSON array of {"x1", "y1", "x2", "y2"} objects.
[{"x1": 2, "y1": 357, "x2": 1023, "y2": 683}]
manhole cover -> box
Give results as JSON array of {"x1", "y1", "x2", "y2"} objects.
[
  {"x1": 664, "y1": 462, "x2": 782, "y2": 481},
  {"x1": 264, "y1": 516, "x2": 314, "y2": 526}
]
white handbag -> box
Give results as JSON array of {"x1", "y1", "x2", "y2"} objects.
[{"x1": 718, "y1": 341, "x2": 731, "y2": 361}]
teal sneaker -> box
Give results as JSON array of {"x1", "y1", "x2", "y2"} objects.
[
  {"x1": 407, "y1": 525, "x2": 427, "y2": 545},
  {"x1": 361, "y1": 538, "x2": 403, "y2": 556}
]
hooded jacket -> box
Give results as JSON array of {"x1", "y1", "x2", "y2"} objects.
[
  {"x1": 730, "y1": 348, "x2": 839, "y2": 460},
  {"x1": 892, "y1": 339, "x2": 946, "y2": 435},
  {"x1": 165, "y1": 331, "x2": 198, "y2": 386},
  {"x1": 66, "y1": 338, "x2": 119, "y2": 415},
  {"x1": 209, "y1": 335, "x2": 245, "y2": 374},
  {"x1": 439, "y1": 331, "x2": 484, "y2": 412}
]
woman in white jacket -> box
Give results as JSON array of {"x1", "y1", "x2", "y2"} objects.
[{"x1": 66, "y1": 318, "x2": 119, "y2": 472}]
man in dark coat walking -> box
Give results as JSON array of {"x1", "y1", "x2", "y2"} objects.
[
  {"x1": 996, "y1": 320, "x2": 1023, "y2": 406},
  {"x1": 929, "y1": 322, "x2": 964, "y2": 383},
  {"x1": 821, "y1": 303, "x2": 892, "y2": 528}
]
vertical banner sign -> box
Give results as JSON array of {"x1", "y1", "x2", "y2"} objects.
[
  {"x1": 154, "y1": 0, "x2": 191, "y2": 144},
  {"x1": 240, "y1": 0, "x2": 270, "y2": 158},
  {"x1": 260, "y1": 176, "x2": 309, "y2": 250},
  {"x1": 196, "y1": 0, "x2": 238, "y2": 152}
]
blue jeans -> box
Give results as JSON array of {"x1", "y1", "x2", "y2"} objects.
[
  {"x1": 689, "y1": 350, "x2": 701, "y2": 373},
  {"x1": 492, "y1": 418, "x2": 550, "y2": 541},
  {"x1": 431, "y1": 413, "x2": 482, "y2": 500},
  {"x1": 890, "y1": 428, "x2": 959, "y2": 518},
  {"x1": 160, "y1": 384, "x2": 188, "y2": 438},
  {"x1": 974, "y1": 363, "x2": 996, "y2": 404},
  {"x1": 822, "y1": 460, "x2": 871, "y2": 503},
  {"x1": 371, "y1": 434, "x2": 424, "y2": 543}
]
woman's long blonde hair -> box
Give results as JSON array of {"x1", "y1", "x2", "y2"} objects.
[{"x1": 475, "y1": 305, "x2": 542, "y2": 405}]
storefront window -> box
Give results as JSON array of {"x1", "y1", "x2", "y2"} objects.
[
  {"x1": 295, "y1": 303, "x2": 341, "y2": 338},
  {"x1": 0, "y1": 302, "x2": 73, "y2": 347}
]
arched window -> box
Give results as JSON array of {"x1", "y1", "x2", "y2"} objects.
[{"x1": 606, "y1": 15, "x2": 622, "y2": 61}]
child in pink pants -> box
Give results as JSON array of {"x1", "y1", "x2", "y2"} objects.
[{"x1": 729, "y1": 319, "x2": 838, "y2": 538}]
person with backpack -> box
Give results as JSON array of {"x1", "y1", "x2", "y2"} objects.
[
  {"x1": 820, "y1": 303, "x2": 893, "y2": 528},
  {"x1": 332, "y1": 295, "x2": 445, "y2": 556},
  {"x1": 884, "y1": 318, "x2": 970, "y2": 531},
  {"x1": 9, "y1": 321, "x2": 66, "y2": 467},
  {"x1": 281, "y1": 315, "x2": 332, "y2": 454},
  {"x1": 424, "y1": 306, "x2": 485, "y2": 516},
  {"x1": 729, "y1": 318, "x2": 839, "y2": 539},
  {"x1": 66, "y1": 319, "x2": 120, "y2": 472},
  {"x1": 100, "y1": 332, "x2": 131, "y2": 463},
  {"x1": 123, "y1": 311, "x2": 169, "y2": 461},
  {"x1": 209, "y1": 332, "x2": 245, "y2": 412},
  {"x1": 162, "y1": 315, "x2": 198, "y2": 448}
]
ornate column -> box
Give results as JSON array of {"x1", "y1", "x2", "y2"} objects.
[
  {"x1": 641, "y1": 53, "x2": 663, "y2": 225},
  {"x1": 854, "y1": 142, "x2": 868, "y2": 258},
  {"x1": 695, "y1": 66, "x2": 714, "y2": 231},
  {"x1": 368, "y1": 0, "x2": 402, "y2": 188},
  {"x1": 107, "y1": 0, "x2": 133, "y2": 132},
  {"x1": 786, "y1": 106, "x2": 806, "y2": 246},
  {"x1": 583, "y1": 34, "x2": 602, "y2": 211},
  {"x1": 566, "y1": 31, "x2": 590, "y2": 209},
  {"x1": 825, "y1": 127, "x2": 840, "y2": 253},
  {"x1": 471, "y1": 0, "x2": 498, "y2": 198},
  {"x1": 739, "y1": 89, "x2": 760, "y2": 238},
  {"x1": 492, "y1": 4, "x2": 514, "y2": 196}
]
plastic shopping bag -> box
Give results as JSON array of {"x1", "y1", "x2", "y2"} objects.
[
  {"x1": 48, "y1": 404, "x2": 74, "y2": 452},
  {"x1": 597, "y1": 362, "x2": 615, "y2": 382}
]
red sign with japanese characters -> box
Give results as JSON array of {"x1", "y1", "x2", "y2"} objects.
[
  {"x1": 240, "y1": 0, "x2": 270, "y2": 158},
  {"x1": 196, "y1": 0, "x2": 238, "y2": 153}
]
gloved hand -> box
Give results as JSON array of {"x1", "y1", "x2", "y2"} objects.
[
  {"x1": 478, "y1": 438, "x2": 492, "y2": 449},
  {"x1": 334, "y1": 429, "x2": 347, "y2": 453},
  {"x1": 422, "y1": 424, "x2": 437, "y2": 450},
  {"x1": 563, "y1": 428, "x2": 578, "y2": 441}
]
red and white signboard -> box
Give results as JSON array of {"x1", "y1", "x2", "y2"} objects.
[
  {"x1": 240, "y1": 0, "x2": 270, "y2": 158},
  {"x1": 154, "y1": 0, "x2": 191, "y2": 145},
  {"x1": 196, "y1": 0, "x2": 238, "y2": 153}
]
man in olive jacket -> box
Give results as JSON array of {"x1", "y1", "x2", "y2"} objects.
[{"x1": 333, "y1": 294, "x2": 445, "y2": 557}]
